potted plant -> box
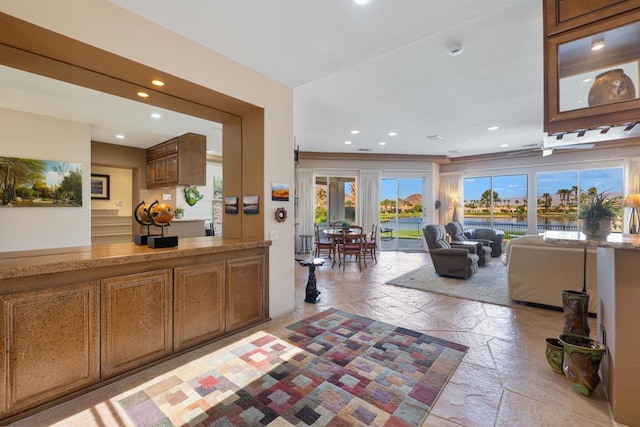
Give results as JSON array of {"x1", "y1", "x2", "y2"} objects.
[
  {"x1": 174, "y1": 206, "x2": 185, "y2": 219},
  {"x1": 577, "y1": 188, "x2": 620, "y2": 239}
]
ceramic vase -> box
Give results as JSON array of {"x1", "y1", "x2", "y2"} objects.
[
  {"x1": 562, "y1": 290, "x2": 590, "y2": 338},
  {"x1": 558, "y1": 334, "x2": 606, "y2": 396},
  {"x1": 588, "y1": 68, "x2": 636, "y2": 107},
  {"x1": 545, "y1": 338, "x2": 564, "y2": 374}
]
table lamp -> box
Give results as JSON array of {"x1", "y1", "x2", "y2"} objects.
[
  {"x1": 451, "y1": 198, "x2": 461, "y2": 223},
  {"x1": 623, "y1": 193, "x2": 640, "y2": 234}
]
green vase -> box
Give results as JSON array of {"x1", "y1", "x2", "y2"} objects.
[
  {"x1": 562, "y1": 290, "x2": 590, "y2": 338},
  {"x1": 558, "y1": 334, "x2": 606, "y2": 396},
  {"x1": 545, "y1": 338, "x2": 564, "y2": 374}
]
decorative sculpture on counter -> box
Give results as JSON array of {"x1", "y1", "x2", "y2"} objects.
[
  {"x1": 184, "y1": 186, "x2": 204, "y2": 206},
  {"x1": 133, "y1": 200, "x2": 178, "y2": 248}
]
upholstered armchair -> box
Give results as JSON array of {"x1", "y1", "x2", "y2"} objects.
[
  {"x1": 423, "y1": 225, "x2": 479, "y2": 279},
  {"x1": 445, "y1": 222, "x2": 492, "y2": 265},
  {"x1": 465, "y1": 227, "x2": 504, "y2": 257}
]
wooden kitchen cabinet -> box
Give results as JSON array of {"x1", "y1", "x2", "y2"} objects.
[
  {"x1": 226, "y1": 255, "x2": 266, "y2": 333},
  {"x1": 146, "y1": 133, "x2": 206, "y2": 188},
  {"x1": 0, "y1": 282, "x2": 100, "y2": 417},
  {"x1": 544, "y1": 0, "x2": 640, "y2": 135},
  {"x1": 0, "y1": 240, "x2": 269, "y2": 423},
  {"x1": 173, "y1": 263, "x2": 226, "y2": 352},
  {"x1": 546, "y1": 0, "x2": 640, "y2": 34},
  {"x1": 101, "y1": 270, "x2": 173, "y2": 379}
]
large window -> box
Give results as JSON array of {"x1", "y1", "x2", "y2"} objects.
[
  {"x1": 463, "y1": 174, "x2": 528, "y2": 237},
  {"x1": 314, "y1": 176, "x2": 356, "y2": 226},
  {"x1": 536, "y1": 167, "x2": 623, "y2": 233}
]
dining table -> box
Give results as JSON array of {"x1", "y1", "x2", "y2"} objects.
[{"x1": 323, "y1": 227, "x2": 365, "y2": 267}]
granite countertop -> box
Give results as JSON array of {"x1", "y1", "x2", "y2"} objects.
[
  {"x1": 0, "y1": 237, "x2": 271, "y2": 280},
  {"x1": 544, "y1": 230, "x2": 640, "y2": 250}
]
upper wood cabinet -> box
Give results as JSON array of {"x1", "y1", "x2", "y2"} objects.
[
  {"x1": 544, "y1": 0, "x2": 640, "y2": 135},
  {"x1": 146, "y1": 133, "x2": 206, "y2": 188}
]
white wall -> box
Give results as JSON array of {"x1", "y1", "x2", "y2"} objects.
[
  {"x1": 1, "y1": 1, "x2": 295, "y2": 318},
  {"x1": 0, "y1": 108, "x2": 91, "y2": 252}
]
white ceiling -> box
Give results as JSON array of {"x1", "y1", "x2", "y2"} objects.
[{"x1": 108, "y1": 0, "x2": 546, "y2": 157}]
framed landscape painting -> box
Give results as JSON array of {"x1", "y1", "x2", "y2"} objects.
[
  {"x1": 0, "y1": 156, "x2": 83, "y2": 207},
  {"x1": 91, "y1": 174, "x2": 110, "y2": 200}
]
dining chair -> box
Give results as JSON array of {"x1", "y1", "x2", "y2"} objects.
[
  {"x1": 337, "y1": 228, "x2": 366, "y2": 271},
  {"x1": 314, "y1": 224, "x2": 333, "y2": 259},
  {"x1": 363, "y1": 223, "x2": 378, "y2": 263}
]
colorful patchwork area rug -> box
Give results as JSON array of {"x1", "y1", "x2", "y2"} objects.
[{"x1": 117, "y1": 308, "x2": 468, "y2": 426}]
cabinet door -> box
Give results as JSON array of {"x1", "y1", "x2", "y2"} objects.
[
  {"x1": 155, "y1": 158, "x2": 166, "y2": 184},
  {"x1": 164, "y1": 153, "x2": 178, "y2": 184},
  {"x1": 146, "y1": 160, "x2": 156, "y2": 186},
  {"x1": 0, "y1": 282, "x2": 100, "y2": 417},
  {"x1": 174, "y1": 263, "x2": 225, "y2": 351},
  {"x1": 226, "y1": 256, "x2": 266, "y2": 332},
  {"x1": 101, "y1": 270, "x2": 173, "y2": 379}
]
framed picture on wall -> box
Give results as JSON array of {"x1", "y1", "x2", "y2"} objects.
[
  {"x1": 224, "y1": 196, "x2": 238, "y2": 214},
  {"x1": 91, "y1": 174, "x2": 110, "y2": 200},
  {"x1": 243, "y1": 195, "x2": 259, "y2": 214}
]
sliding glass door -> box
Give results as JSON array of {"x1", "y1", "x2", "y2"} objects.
[{"x1": 380, "y1": 178, "x2": 424, "y2": 251}]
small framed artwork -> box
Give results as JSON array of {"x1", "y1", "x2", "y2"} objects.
[
  {"x1": 271, "y1": 183, "x2": 289, "y2": 201},
  {"x1": 224, "y1": 196, "x2": 238, "y2": 214},
  {"x1": 243, "y1": 195, "x2": 259, "y2": 214},
  {"x1": 91, "y1": 174, "x2": 110, "y2": 200}
]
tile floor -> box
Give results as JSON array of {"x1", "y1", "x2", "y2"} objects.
[{"x1": 11, "y1": 251, "x2": 618, "y2": 426}]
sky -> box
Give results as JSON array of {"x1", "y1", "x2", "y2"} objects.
[
  {"x1": 380, "y1": 178, "x2": 423, "y2": 201},
  {"x1": 464, "y1": 168, "x2": 623, "y2": 202}
]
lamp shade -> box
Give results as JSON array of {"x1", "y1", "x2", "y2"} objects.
[
  {"x1": 623, "y1": 194, "x2": 640, "y2": 208},
  {"x1": 451, "y1": 198, "x2": 461, "y2": 208}
]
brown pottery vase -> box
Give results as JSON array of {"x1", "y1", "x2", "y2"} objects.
[
  {"x1": 588, "y1": 69, "x2": 636, "y2": 107},
  {"x1": 562, "y1": 290, "x2": 590, "y2": 338}
]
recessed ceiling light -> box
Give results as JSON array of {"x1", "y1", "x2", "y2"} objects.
[
  {"x1": 150, "y1": 112, "x2": 162, "y2": 119},
  {"x1": 354, "y1": 0, "x2": 371, "y2": 5},
  {"x1": 116, "y1": 134, "x2": 125, "y2": 140},
  {"x1": 500, "y1": 144, "x2": 509, "y2": 148},
  {"x1": 488, "y1": 126, "x2": 499, "y2": 131},
  {"x1": 379, "y1": 141, "x2": 386, "y2": 146},
  {"x1": 388, "y1": 132, "x2": 397, "y2": 136},
  {"x1": 151, "y1": 79, "x2": 165, "y2": 87},
  {"x1": 137, "y1": 91, "x2": 149, "y2": 98},
  {"x1": 344, "y1": 140, "x2": 352, "y2": 145},
  {"x1": 351, "y1": 130, "x2": 359, "y2": 134},
  {"x1": 591, "y1": 38, "x2": 605, "y2": 51},
  {"x1": 583, "y1": 78, "x2": 592, "y2": 83}
]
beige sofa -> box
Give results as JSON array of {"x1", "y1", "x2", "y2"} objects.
[{"x1": 502, "y1": 235, "x2": 597, "y2": 313}]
